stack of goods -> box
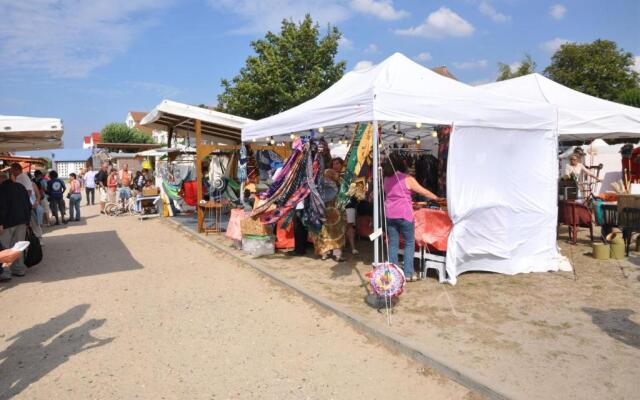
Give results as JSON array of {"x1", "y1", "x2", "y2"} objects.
[{"x1": 240, "y1": 215, "x2": 275, "y2": 256}]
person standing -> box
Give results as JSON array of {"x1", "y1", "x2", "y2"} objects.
[
  {"x1": 118, "y1": 163, "x2": 132, "y2": 208},
  {"x1": 33, "y1": 170, "x2": 50, "y2": 226},
  {"x1": 0, "y1": 172, "x2": 32, "y2": 279},
  {"x1": 46, "y1": 170, "x2": 67, "y2": 225},
  {"x1": 10, "y1": 163, "x2": 33, "y2": 199},
  {"x1": 107, "y1": 169, "x2": 118, "y2": 204},
  {"x1": 68, "y1": 173, "x2": 82, "y2": 221},
  {"x1": 83, "y1": 168, "x2": 97, "y2": 205},
  {"x1": 383, "y1": 153, "x2": 439, "y2": 282},
  {"x1": 94, "y1": 163, "x2": 109, "y2": 212}
]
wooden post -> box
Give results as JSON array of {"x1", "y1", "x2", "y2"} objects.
[{"x1": 195, "y1": 119, "x2": 204, "y2": 233}]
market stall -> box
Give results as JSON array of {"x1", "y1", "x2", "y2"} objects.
[
  {"x1": 241, "y1": 52, "x2": 566, "y2": 285},
  {"x1": 0, "y1": 115, "x2": 63, "y2": 152}
]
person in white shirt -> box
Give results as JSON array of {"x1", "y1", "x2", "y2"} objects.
[
  {"x1": 564, "y1": 154, "x2": 602, "y2": 182},
  {"x1": 83, "y1": 168, "x2": 97, "y2": 205},
  {"x1": 10, "y1": 163, "x2": 33, "y2": 198}
]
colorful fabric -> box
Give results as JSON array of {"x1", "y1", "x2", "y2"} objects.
[
  {"x1": 237, "y1": 144, "x2": 248, "y2": 182},
  {"x1": 181, "y1": 181, "x2": 198, "y2": 206},
  {"x1": 162, "y1": 180, "x2": 182, "y2": 201},
  {"x1": 437, "y1": 125, "x2": 452, "y2": 197},
  {"x1": 368, "y1": 262, "x2": 405, "y2": 298},
  {"x1": 413, "y1": 208, "x2": 452, "y2": 252},
  {"x1": 275, "y1": 218, "x2": 295, "y2": 249},
  {"x1": 337, "y1": 123, "x2": 371, "y2": 210},
  {"x1": 311, "y1": 201, "x2": 345, "y2": 255}
]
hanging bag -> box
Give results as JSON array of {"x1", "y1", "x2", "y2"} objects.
[{"x1": 24, "y1": 227, "x2": 43, "y2": 267}]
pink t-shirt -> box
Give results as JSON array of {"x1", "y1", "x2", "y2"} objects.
[{"x1": 383, "y1": 172, "x2": 414, "y2": 222}]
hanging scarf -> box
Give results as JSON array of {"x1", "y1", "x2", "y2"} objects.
[
  {"x1": 336, "y1": 123, "x2": 372, "y2": 210},
  {"x1": 302, "y1": 140, "x2": 327, "y2": 233},
  {"x1": 237, "y1": 144, "x2": 247, "y2": 182}
]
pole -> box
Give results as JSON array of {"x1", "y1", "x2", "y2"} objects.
[
  {"x1": 195, "y1": 119, "x2": 203, "y2": 233},
  {"x1": 372, "y1": 120, "x2": 380, "y2": 265}
]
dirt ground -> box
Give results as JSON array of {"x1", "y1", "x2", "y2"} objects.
[
  {"x1": 203, "y1": 221, "x2": 640, "y2": 400},
  {"x1": 0, "y1": 205, "x2": 473, "y2": 400}
]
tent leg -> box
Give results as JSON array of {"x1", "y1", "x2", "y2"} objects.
[{"x1": 372, "y1": 120, "x2": 380, "y2": 265}]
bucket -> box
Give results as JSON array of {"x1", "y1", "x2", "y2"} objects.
[
  {"x1": 607, "y1": 231, "x2": 626, "y2": 260},
  {"x1": 592, "y1": 243, "x2": 610, "y2": 260}
]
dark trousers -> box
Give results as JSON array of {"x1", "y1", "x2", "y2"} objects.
[
  {"x1": 293, "y1": 212, "x2": 308, "y2": 255},
  {"x1": 85, "y1": 188, "x2": 95, "y2": 205}
]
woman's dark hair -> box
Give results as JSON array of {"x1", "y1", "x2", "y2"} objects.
[
  {"x1": 382, "y1": 153, "x2": 407, "y2": 177},
  {"x1": 69, "y1": 173, "x2": 77, "y2": 179},
  {"x1": 48, "y1": 170, "x2": 58, "y2": 179}
]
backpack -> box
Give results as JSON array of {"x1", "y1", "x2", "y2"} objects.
[{"x1": 24, "y1": 227, "x2": 43, "y2": 267}]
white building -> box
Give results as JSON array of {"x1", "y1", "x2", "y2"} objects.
[
  {"x1": 82, "y1": 132, "x2": 101, "y2": 149},
  {"x1": 51, "y1": 149, "x2": 92, "y2": 177}
]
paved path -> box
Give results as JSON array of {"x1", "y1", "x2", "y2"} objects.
[{"x1": 0, "y1": 206, "x2": 474, "y2": 399}]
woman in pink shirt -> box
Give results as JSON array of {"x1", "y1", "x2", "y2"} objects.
[
  {"x1": 383, "y1": 153, "x2": 439, "y2": 282},
  {"x1": 68, "y1": 173, "x2": 83, "y2": 221},
  {"x1": 107, "y1": 170, "x2": 118, "y2": 204}
]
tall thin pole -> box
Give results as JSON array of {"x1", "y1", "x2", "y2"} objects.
[
  {"x1": 372, "y1": 120, "x2": 380, "y2": 265},
  {"x1": 195, "y1": 119, "x2": 203, "y2": 233}
]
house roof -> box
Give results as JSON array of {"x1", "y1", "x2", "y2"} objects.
[
  {"x1": 50, "y1": 148, "x2": 92, "y2": 162},
  {"x1": 83, "y1": 132, "x2": 101, "y2": 145},
  {"x1": 129, "y1": 111, "x2": 154, "y2": 135},
  {"x1": 430, "y1": 66, "x2": 458, "y2": 81}
]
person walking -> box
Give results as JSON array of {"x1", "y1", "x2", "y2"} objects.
[
  {"x1": 95, "y1": 163, "x2": 109, "y2": 212},
  {"x1": 68, "y1": 173, "x2": 82, "y2": 222},
  {"x1": 83, "y1": 168, "x2": 97, "y2": 205},
  {"x1": 46, "y1": 170, "x2": 67, "y2": 225},
  {"x1": 0, "y1": 172, "x2": 32, "y2": 280}
]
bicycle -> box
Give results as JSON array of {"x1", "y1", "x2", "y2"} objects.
[{"x1": 104, "y1": 191, "x2": 136, "y2": 217}]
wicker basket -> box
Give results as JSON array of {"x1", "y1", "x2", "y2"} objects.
[{"x1": 241, "y1": 217, "x2": 272, "y2": 236}]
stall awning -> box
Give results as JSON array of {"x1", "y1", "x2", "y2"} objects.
[
  {"x1": 0, "y1": 115, "x2": 63, "y2": 151},
  {"x1": 478, "y1": 73, "x2": 640, "y2": 141},
  {"x1": 141, "y1": 100, "x2": 253, "y2": 144}
]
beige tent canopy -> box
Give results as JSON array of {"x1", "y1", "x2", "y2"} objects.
[{"x1": 0, "y1": 115, "x2": 63, "y2": 152}]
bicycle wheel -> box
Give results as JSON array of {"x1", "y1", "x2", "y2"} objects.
[
  {"x1": 104, "y1": 203, "x2": 119, "y2": 217},
  {"x1": 127, "y1": 201, "x2": 137, "y2": 216}
]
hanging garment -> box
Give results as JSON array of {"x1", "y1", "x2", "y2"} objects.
[
  {"x1": 311, "y1": 201, "x2": 345, "y2": 255},
  {"x1": 237, "y1": 144, "x2": 248, "y2": 182},
  {"x1": 437, "y1": 126, "x2": 452, "y2": 197},
  {"x1": 302, "y1": 140, "x2": 327, "y2": 233},
  {"x1": 414, "y1": 153, "x2": 438, "y2": 193},
  {"x1": 181, "y1": 181, "x2": 199, "y2": 206},
  {"x1": 275, "y1": 218, "x2": 295, "y2": 250},
  {"x1": 337, "y1": 123, "x2": 372, "y2": 210}
]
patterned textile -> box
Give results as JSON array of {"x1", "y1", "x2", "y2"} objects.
[
  {"x1": 437, "y1": 125, "x2": 452, "y2": 197},
  {"x1": 303, "y1": 140, "x2": 327, "y2": 233},
  {"x1": 312, "y1": 201, "x2": 345, "y2": 255},
  {"x1": 337, "y1": 123, "x2": 372, "y2": 210},
  {"x1": 237, "y1": 144, "x2": 248, "y2": 182}
]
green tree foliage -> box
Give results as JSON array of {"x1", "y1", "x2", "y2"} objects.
[
  {"x1": 544, "y1": 39, "x2": 639, "y2": 101},
  {"x1": 617, "y1": 88, "x2": 640, "y2": 108},
  {"x1": 496, "y1": 54, "x2": 536, "y2": 81},
  {"x1": 100, "y1": 123, "x2": 153, "y2": 144},
  {"x1": 217, "y1": 14, "x2": 346, "y2": 119}
]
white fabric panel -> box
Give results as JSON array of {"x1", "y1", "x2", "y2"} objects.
[
  {"x1": 446, "y1": 126, "x2": 566, "y2": 284},
  {"x1": 479, "y1": 74, "x2": 640, "y2": 140},
  {"x1": 242, "y1": 53, "x2": 556, "y2": 140}
]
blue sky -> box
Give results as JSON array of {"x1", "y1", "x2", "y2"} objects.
[{"x1": 1, "y1": 0, "x2": 639, "y2": 149}]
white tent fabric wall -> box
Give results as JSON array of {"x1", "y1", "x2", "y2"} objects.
[
  {"x1": 242, "y1": 52, "x2": 567, "y2": 284},
  {"x1": 446, "y1": 126, "x2": 570, "y2": 284},
  {"x1": 478, "y1": 74, "x2": 640, "y2": 141}
]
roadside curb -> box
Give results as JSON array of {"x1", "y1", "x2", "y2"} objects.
[{"x1": 164, "y1": 217, "x2": 513, "y2": 400}]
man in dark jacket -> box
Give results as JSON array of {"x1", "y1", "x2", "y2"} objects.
[{"x1": 0, "y1": 171, "x2": 32, "y2": 280}]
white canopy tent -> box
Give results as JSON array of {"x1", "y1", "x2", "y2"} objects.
[
  {"x1": 0, "y1": 115, "x2": 63, "y2": 152},
  {"x1": 242, "y1": 53, "x2": 568, "y2": 284},
  {"x1": 478, "y1": 73, "x2": 640, "y2": 141}
]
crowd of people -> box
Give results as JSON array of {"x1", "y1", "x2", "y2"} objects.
[{"x1": 0, "y1": 161, "x2": 155, "y2": 282}]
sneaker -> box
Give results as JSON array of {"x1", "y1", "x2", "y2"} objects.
[{"x1": 11, "y1": 271, "x2": 26, "y2": 277}]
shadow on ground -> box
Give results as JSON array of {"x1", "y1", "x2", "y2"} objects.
[
  {"x1": 582, "y1": 307, "x2": 640, "y2": 350},
  {"x1": 0, "y1": 304, "x2": 113, "y2": 398},
  {"x1": 0, "y1": 231, "x2": 143, "y2": 290}
]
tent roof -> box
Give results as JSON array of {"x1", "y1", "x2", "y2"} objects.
[
  {"x1": 242, "y1": 53, "x2": 556, "y2": 141},
  {"x1": 478, "y1": 73, "x2": 640, "y2": 140},
  {"x1": 141, "y1": 100, "x2": 253, "y2": 144},
  {"x1": 0, "y1": 115, "x2": 63, "y2": 152}
]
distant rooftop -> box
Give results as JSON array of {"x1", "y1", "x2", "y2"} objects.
[{"x1": 431, "y1": 66, "x2": 458, "y2": 81}]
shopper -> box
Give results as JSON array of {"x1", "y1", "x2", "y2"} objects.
[
  {"x1": 107, "y1": 169, "x2": 118, "y2": 204},
  {"x1": 33, "y1": 170, "x2": 50, "y2": 226},
  {"x1": 314, "y1": 168, "x2": 346, "y2": 262},
  {"x1": 0, "y1": 172, "x2": 32, "y2": 279},
  {"x1": 382, "y1": 153, "x2": 439, "y2": 282},
  {"x1": 118, "y1": 163, "x2": 132, "y2": 208},
  {"x1": 95, "y1": 163, "x2": 109, "y2": 212},
  {"x1": 46, "y1": 170, "x2": 67, "y2": 225},
  {"x1": 68, "y1": 173, "x2": 82, "y2": 221},
  {"x1": 10, "y1": 163, "x2": 33, "y2": 198},
  {"x1": 84, "y1": 168, "x2": 97, "y2": 205}
]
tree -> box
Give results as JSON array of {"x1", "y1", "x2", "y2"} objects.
[
  {"x1": 544, "y1": 39, "x2": 639, "y2": 101},
  {"x1": 100, "y1": 123, "x2": 153, "y2": 145},
  {"x1": 496, "y1": 54, "x2": 536, "y2": 81},
  {"x1": 617, "y1": 88, "x2": 640, "y2": 108},
  {"x1": 217, "y1": 14, "x2": 346, "y2": 119}
]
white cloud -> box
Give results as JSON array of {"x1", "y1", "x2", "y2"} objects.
[
  {"x1": 453, "y1": 59, "x2": 488, "y2": 69},
  {"x1": 210, "y1": 0, "x2": 351, "y2": 34},
  {"x1": 338, "y1": 36, "x2": 354, "y2": 50},
  {"x1": 415, "y1": 52, "x2": 432, "y2": 62},
  {"x1": 0, "y1": 0, "x2": 171, "y2": 78},
  {"x1": 364, "y1": 43, "x2": 380, "y2": 54},
  {"x1": 353, "y1": 60, "x2": 374, "y2": 71},
  {"x1": 395, "y1": 7, "x2": 475, "y2": 39},
  {"x1": 350, "y1": 0, "x2": 408, "y2": 20},
  {"x1": 632, "y1": 56, "x2": 640, "y2": 73},
  {"x1": 478, "y1": 1, "x2": 510, "y2": 23},
  {"x1": 549, "y1": 4, "x2": 567, "y2": 20},
  {"x1": 540, "y1": 37, "x2": 570, "y2": 53}
]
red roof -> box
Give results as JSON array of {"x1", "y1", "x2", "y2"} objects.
[
  {"x1": 84, "y1": 132, "x2": 101, "y2": 145},
  {"x1": 129, "y1": 111, "x2": 153, "y2": 135}
]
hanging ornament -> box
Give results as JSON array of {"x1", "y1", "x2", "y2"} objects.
[{"x1": 368, "y1": 263, "x2": 406, "y2": 298}]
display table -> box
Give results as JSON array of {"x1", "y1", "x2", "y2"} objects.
[
  {"x1": 413, "y1": 208, "x2": 452, "y2": 252},
  {"x1": 135, "y1": 196, "x2": 161, "y2": 220}
]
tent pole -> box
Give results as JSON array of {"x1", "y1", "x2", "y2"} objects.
[{"x1": 372, "y1": 120, "x2": 380, "y2": 265}]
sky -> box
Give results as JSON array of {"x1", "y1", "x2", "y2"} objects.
[{"x1": 1, "y1": 0, "x2": 639, "y2": 150}]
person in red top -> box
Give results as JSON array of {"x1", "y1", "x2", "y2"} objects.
[{"x1": 107, "y1": 170, "x2": 118, "y2": 204}]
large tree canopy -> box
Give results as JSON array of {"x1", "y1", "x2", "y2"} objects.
[
  {"x1": 496, "y1": 54, "x2": 536, "y2": 81},
  {"x1": 544, "y1": 39, "x2": 639, "y2": 101},
  {"x1": 217, "y1": 15, "x2": 346, "y2": 120},
  {"x1": 101, "y1": 123, "x2": 154, "y2": 145}
]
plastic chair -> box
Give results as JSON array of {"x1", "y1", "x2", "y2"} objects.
[
  {"x1": 620, "y1": 207, "x2": 640, "y2": 255},
  {"x1": 560, "y1": 201, "x2": 593, "y2": 244}
]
